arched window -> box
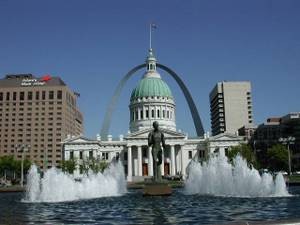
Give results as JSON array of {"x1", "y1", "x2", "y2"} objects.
[
  {"x1": 135, "y1": 110, "x2": 138, "y2": 120},
  {"x1": 140, "y1": 109, "x2": 144, "y2": 119},
  {"x1": 163, "y1": 110, "x2": 165, "y2": 118},
  {"x1": 151, "y1": 109, "x2": 155, "y2": 118},
  {"x1": 146, "y1": 109, "x2": 149, "y2": 118},
  {"x1": 157, "y1": 110, "x2": 160, "y2": 118}
]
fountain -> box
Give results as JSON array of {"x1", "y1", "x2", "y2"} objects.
[
  {"x1": 185, "y1": 154, "x2": 290, "y2": 197},
  {"x1": 23, "y1": 161, "x2": 127, "y2": 202}
]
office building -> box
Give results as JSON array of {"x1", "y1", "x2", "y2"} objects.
[
  {"x1": 210, "y1": 81, "x2": 253, "y2": 136},
  {"x1": 0, "y1": 74, "x2": 83, "y2": 169}
]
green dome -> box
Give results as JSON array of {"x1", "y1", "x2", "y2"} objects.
[{"x1": 131, "y1": 77, "x2": 173, "y2": 101}]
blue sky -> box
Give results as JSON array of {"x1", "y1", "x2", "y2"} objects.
[{"x1": 0, "y1": 0, "x2": 299, "y2": 138}]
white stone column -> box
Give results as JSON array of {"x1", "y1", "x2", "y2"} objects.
[
  {"x1": 65, "y1": 151, "x2": 70, "y2": 160},
  {"x1": 148, "y1": 146, "x2": 153, "y2": 176},
  {"x1": 161, "y1": 149, "x2": 165, "y2": 176},
  {"x1": 138, "y1": 146, "x2": 142, "y2": 176},
  {"x1": 181, "y1": 146, "x2": 186, "y2": 178},
  {"x1": 220, "y1": 147, "x2": 225, "y2": 157},
  {"x1": 93, "y1": 150, "x2": 97, "y2": 159},
  {"x1": 127, "y1": 146, "x2": 132, "y2": 182},
  {"x1": 171, "y1": 145, "x2": 176, "y2": 176}
]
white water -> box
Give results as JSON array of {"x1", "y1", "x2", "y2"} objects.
[
  {"x1": 24, "y1": 161, "x2": 127, "y2": 202},
  {"x1": 185, "y1": 155, "x2": 290, "y2": 197}
]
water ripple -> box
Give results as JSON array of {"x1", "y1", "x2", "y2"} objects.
[{"x1": 1, "y1": 187, "x2": 300, "y2": 225}]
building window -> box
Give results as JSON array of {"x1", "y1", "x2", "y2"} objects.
[
  {"x1": 35, "y1": 91, "x2": 39, "y2": 100},
  {"x1": 20, "y1": 92, "x2": 24, "y2": 101},
  {"x1": 0, "y1": 92, "x2": 2, "y2": 101},
  {"x1": 42, "y1": 91, "x2": 46, "y2": 100},
  {"x1": 102, "y1": 152, "x2": 109, "y2": 160},
  {"x1": 188, "y1": 151, "x2": 192, "y2": 159},
  {"x1": 70, "y1": 151, "x2": 74, "y2": 159},
  {"x1": 79, "y1": 151, "x2": 83, "y2": 160},
  {"x1": 49, "y1": 91, "x2": 54, "y2": 100},
  {"x1": 13, "y1": 92, "x2": 17, "y2": 101},
  {"x1": 163, "y1": 110, "x2": 165, "y2": 118},
  {"x1": 57, "y1": 90, "x2": 62, "y2": 99},
  {"x1": 146, "y1": 109, "x2": 149, "y2": 119},
  {"x1": 142, "y1": 148, "x2": 147, "y2": 158},
  {"x1": 89, "y1": 151, "x2": 93, "y2": 159},
  {"x1": 140, "y1": 110, "x2": 143, "y2": 119},
  {"x1": 157, "y1": 110, "x2": 160, "y2": 118},
  {"x1": 6, "y1": 92, "x2": 10, "y2": 101},
  {"x1": 225, "y1": 148, "x2": 229, "y2": 157},
  {"x1": 28, "y1": 91, "x2": 32, "y2": 100},
  {"x1": 151, "y1": 109, "x2": 155, "y2": 118}
]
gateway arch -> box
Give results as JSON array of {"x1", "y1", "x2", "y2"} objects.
[{"x1": 100, "y1": 63, "x2": 204, "y2": 139}]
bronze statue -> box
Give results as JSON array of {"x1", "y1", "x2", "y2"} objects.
[{"x1": 148, "y1": 121, "x2": 166, "y2": 182}]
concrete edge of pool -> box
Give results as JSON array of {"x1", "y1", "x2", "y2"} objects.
[{"x1": 224, "y1": 218, "x2": 300, "y2": 225}]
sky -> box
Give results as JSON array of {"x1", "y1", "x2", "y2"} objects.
[{"x1": 0, "y1": 0, "x2": 299, "y2": 138}]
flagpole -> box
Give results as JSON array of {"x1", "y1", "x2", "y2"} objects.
[{"x1": 149, "y1": 23, "x2": 152, "y2": 49}]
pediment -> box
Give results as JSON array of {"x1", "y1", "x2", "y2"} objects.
[
  {"x1": 125, "y1": 128, "x2": 186, "y2": 139},
  {"x1": 63, "y1": 136, "x2": 97, "y2": 144},
  {"x1": 209, "y1": 132, "x2": 242, "y2": 141}
]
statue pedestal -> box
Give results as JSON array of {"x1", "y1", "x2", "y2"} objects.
[{"x1": 143, "y1": 182, "x2": 172, "y2": 196}]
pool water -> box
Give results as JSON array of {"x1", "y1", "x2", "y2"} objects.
[{"x1": 1, "y1": 186, "x2": 300, "y2": 225}]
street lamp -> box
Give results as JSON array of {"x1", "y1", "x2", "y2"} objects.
[
  {"x1": 278, "y1": 136, "x2": 295, "y2": 175},
  {"x1": 15, "y1": 144, "x2": 30, "y2": 187}
]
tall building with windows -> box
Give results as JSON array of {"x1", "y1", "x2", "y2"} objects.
[
  {"x1": 0, "y1": 74, "x2": 83, "y2": 169},
  {"x1": 210, "y1": 81, "x2": 253, "y2": 136}
]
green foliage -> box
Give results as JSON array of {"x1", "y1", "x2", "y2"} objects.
[
  {"x1": 0, "y1": 155, "x2": 32, "y2": 179},
  {"x1": 61, "y1": 158, "x2": 109, "y2": 175},
  {"x1": 88, "y1": 159, "x2": 108, "y2": 173},
  {"x1": 61, "y1": 159, "x2": 77, "y2": 174},
  {"x1": 226, "y1": 144, "x2": 258, "y2": 168},
  {"x1": 267, "y1": 144, "x2": 288, "y2": 172}
]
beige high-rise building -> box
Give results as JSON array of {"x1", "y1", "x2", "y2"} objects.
[
  {"x1": 0, "y1": 74, "x2": 83, "y2": 169},
  {"x1": 210, "y1": 81, "x2": 253, "y2": 136}
]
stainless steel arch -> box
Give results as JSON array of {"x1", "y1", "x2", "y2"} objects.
[
  {"x1": 157, "y1": 63, "x2": 205, "y2": 137},
  {"x1": 100, "y1": 63, "x2": 204, "y2": 139}
]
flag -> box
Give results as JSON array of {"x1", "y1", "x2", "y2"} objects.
[{"x1": 151, "y1": 23, "x2": 157, "y2": 29}]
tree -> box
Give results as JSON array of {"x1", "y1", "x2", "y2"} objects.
[
  {"x1": 61, "y1": 159, "x2": 77, "y2": 174},
  {"x1": 266, "y1": 144, "x2": 288, "y2": 172},
  {"x1": 226, "y1": 144, "x2": 258, "y2": 168},
  {"x1": 0, "y1": 156, "x2": 31, "y2": 182},
  {"x1": 86, "y1": 158, "x2": 108, "y2": 174}
]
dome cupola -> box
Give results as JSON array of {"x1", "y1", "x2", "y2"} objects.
[{"x1": 129, "y1": 49, "x2": 176, "y2": 132}]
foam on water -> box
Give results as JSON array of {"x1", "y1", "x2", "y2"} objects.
[
  {"x1": 185, "y1": 155, "x2": 290, "y2": 197},
  {"x1": 24, "y1": 161, "x2": 127, "y2": 202}
]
